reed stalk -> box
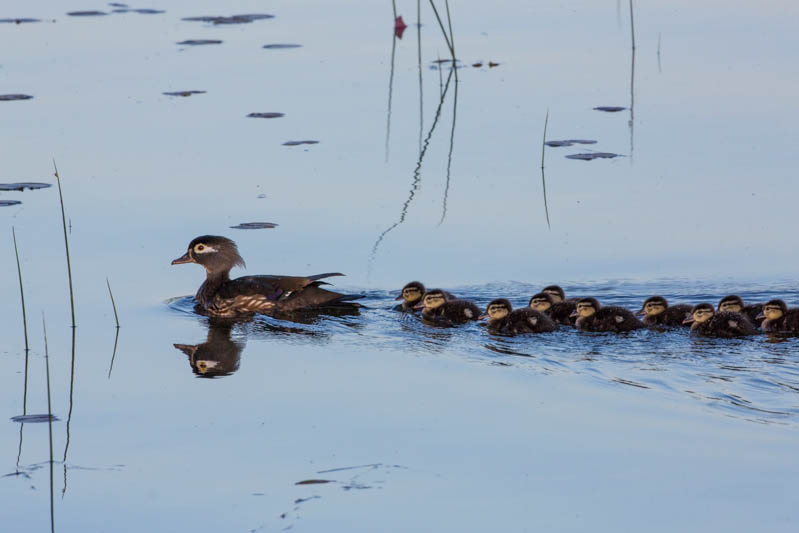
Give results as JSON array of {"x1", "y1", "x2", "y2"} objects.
[
  {"x1": 52, "y1": 159, "x2": 75, "y2": 328},
  {"x1": 106, "y1": 278, "x2": 120, "y2": 328},
  {"x1": 12, "y1": 227, "x2": 29, "y2": 352}
]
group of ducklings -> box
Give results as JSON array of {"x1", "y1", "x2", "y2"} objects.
[{"x1": 394, "y1": 282, "x2": 799, "y2": 337}]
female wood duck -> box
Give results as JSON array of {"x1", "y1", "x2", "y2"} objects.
[
  {"x1": 171, "y1": 235, "x2": 362, "y2": 318},
  {"x1": 481, "y1": 298, "x2": 556, "y2": 334},
  {"x1": 717, "y1": 295, "x2": 763, "y2": 327},
  {"x1": 757, "y1": 299, "x2": 799, "y2": 334},
  {"x1": 173, "y1": 322, "x2": 243, "y2": 377},
  {"x1": 393, "y1": 281, "x2": 454, "y2": 312},
  {"x1": 637, "y1": 296, "x2": 693, "y2": 327},
  {"x1": 683, "y1": 303, "x2": 757, "y2": 337},
  {"x1": 529, "y1": 292, "x2": 576, "y2": 326},
  {"x1": 415, "y1": 289, "x2": 480, "y2": 326},
  {"x1": 571, "y1": 297, "x2": 645, "y2": 333}
]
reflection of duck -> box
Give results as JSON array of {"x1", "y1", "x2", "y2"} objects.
[
  {"x1": 417, "y1": 289, "x2": 480, "y2": 326},
  {"x1": 637, "y1": 296, "x2": 693, "y2": 327},
  {"x1": 174, "y1": 322, "x2": 243, "y2": 377},
  {"x1": 572, "y1": 297, "x2": 645, "y2": 333},
  {"x1": 529, "y1": 292, "x2": 576, "y2": 326},
  {"x1": 717, "y1": 295, "x2": 763, "y2": 327},
  {"x1": 684, "y1": 303, "x2": 757, "y2": 338},
  {"x1": 758, "y1": 299, "x2": 799, "y2": 334},
  {"x1": 393, "y1": 281, "x2": 454, "y2": 312},
  {"x1": 481, "y1": 298, "x2": 556, "y2": 334},
  {"x1": 171, "y1": 236, "x2": 363, "y2": 318}
]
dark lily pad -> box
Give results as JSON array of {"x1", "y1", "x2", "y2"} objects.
[
  {"x1": 0, "y1": 18, "x2": 41, "y2": 23},
  {"x1": 545, "y1": 139, "x2": 598, "y2": 147},
  {"x1": 0, "y1": 200, "x2": 22, "y2": 207},
  {"x1": 230, "y1": 222, "x2": 279, "y2": 230},
  {"x1": 263, "y1": 43, "x2": 302, "y2": 49},
  {"x1": 177, "y1": 39, "x2": 222, "y2": 46},
  {"x1": 247, "y1": 112, "x2": 284, "y2": 119},
  {"x1": 0, "y1": 94, "x2": 33, "y2": 101},
  {"x1": 182, "y1": 14, "x2": 274, "y2": 24},
  {"x1": 67, "y1": 11, "x2": 107, "y2": 16},
  {"x1": 163, "y1": 90, "x2": 206, "y2": 97},
  {"x1": 593, "y1": 106, "x2": 626, "y2": 112},
  {"x1": 108, "y1": 3, "x2": 129, "y2": 7},
  {"x1": 11, "y1": 414, "x2": 59, "y2": 423},
  {"x1": 295, "y1": 479, "x2": 332, "y2": 485},
  {"x1": 565, "y1": 152, "x2": 622, "y2": 161},
  {"x1": 0, "y1": 182, "x2": 51, "y2": 191},
  {"x1": 131, "y1": 8, "x2": 165, "y2": 14},
  {"x1": 283, "y1": 140, "x2": 319, "y2": 146}
]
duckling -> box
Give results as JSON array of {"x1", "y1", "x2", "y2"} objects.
[
  {"x1": 528, "y1": 292, "x2": 576, "y2": 326},
  {"x1": 393, "y1": 281, "x2": 454, "y2": 312},
  {"x1": 637, "y1": 296, "x2": 693, "y2": 327},
  {"x1": 683, "y1": 303, "x2": 757, "y2": 338},
  {"x1": 480, "y1": 298, "x2": 557, "y2": 334},
  {"x1": 571, "y1": 297, "x2": 645, "y2": 333},
  {"x1": 757, "y1": 299, "x2": 799, "y2": 334},
  {"x1": 717, "y1": 295, "x2": 764, "y2": 327},
  {"x1": 171, "y1": 235, "x2": 363, "y2": 318},
  {"x1": 416, "y1": 289, "x2": 480, "y2": 326},
  {"x1": 541, "y1": 285, "x2": 579, "y2": 303}
]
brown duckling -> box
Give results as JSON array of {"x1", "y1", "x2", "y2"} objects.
[
  {"x1": 416, "y1": 289, "x2": 480, "y2": 326},
  {"x1": 757, "y1": 299, "x2": 799, "y2": 334},
  {"x1": 393, "y1": 281, "x2": 454, "y2": 312},
  {"x1": 171, "y1": 235, "x2": 363, "y2": 318},
  {"x1": 542, "y1": 285, "x2": 579, "y2": 303},
  {"x1": 637, "y1": 296, "x2": 693, "y2": 327},
  {"x1": 683, "y1": 303, "x2": 757, "y2": 338},
  {"x1": 718, "y1": 295, "x2": 763, "y2": 327},
  {"x1": 480, "y1": 298, "x2": 557, "y2": 334},
  {"x1": 529, "y1": 292, "x2": 576, "y2": 326},
  {"x1": 571, "y1": 297, "x2": 645, "y2": 333}
]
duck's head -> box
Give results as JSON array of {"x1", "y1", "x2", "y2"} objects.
[
  {"x1": 542, "y1": 285, "x2": 566, "y2": 303},
  {"x1": 418, "y1": 289, "x2": 448, "y2": 310},
  {"x1": 757, "y1": 299, "x2": 787, "y2": 321},
  {"x1": 685, "y1": 303, "x2": 714, "y2": 325},
  {"x1": 396, "y1": 281, "x2": 425, "y2": 304},
  {"x1": 639, "y1": 296, "x2": 668, "y2": 317},
  {"x1": 171, "y1": 235, "x2": 246, "y2": 275},
  {"x1": 529, "y1": 292, "x2": 554, "y2": 312},
  {"x1": 481, "y1": 298, "x2": 512, "y2": 320},
  {"x1": 572, "y1": 297, "x2": 600, "y2": 318},
  {"x1": 718, "y1": 295, "x2": 744, "y2": 313}
]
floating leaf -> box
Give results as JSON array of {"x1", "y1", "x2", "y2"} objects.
[
  {"x1": 0, "y1": 94, "x2": 33, "y2": 101},
  {"x1": 0, "y1": 18, "x2": 41, "y2": 23},
  {"x1": 0, "y1": 182, "x2": 51, "y2": 191},
  {"x1": 0, "y1": 200, "x2": 22, "y2": 207},
  {"x1": 593, "y1": 106, "x2": 626, "y2": 112},
  {"x1": 247, "y1": 112, "x2": 284, "y2": 119},
  {"x1": 565, "y1": 152, "x2": 622, "y2": 161},
  {"x1": 230, "y1": 222, "x2": 279, "y2": 230},
  {"x1": 163, "y1": 90, "x2": 206, "y2": 97},
  {"x1": 177, "y1": 39, "x2": 222, "y2": 45},
  {"x1": 394, "y1": 15, "x2": 407, "y2": 39},
  {"x1": 545, "y1": 139, "x2": 598, "y2": 147},
  {"x1": 263, "y1": 43, "x2": 302, "y2": 49},
  {"x1": 67, "y1": 11, "x2": 107, "y2": 16},
  {"x1": 11, "y1": 414, "x2": 59, "y2": 423},
  {"x1": 283, "y1": 140, "x2": 319, "y2": 146},
  {"x1": 295, "y1": 479, "x2": 332, "y2": 485},
  {"x1": 182, "y1": 14, "x2": 273, "y2": 24}
]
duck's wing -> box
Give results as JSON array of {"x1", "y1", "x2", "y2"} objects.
[{"x1": 221, "y1": 273, "x2": 345, "y2": 301}]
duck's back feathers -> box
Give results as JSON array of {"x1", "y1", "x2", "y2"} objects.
[
  {"x1": 644, "y1": 303, "x2": 693, "y2": 327},
  {"x1": 577, "y1": 306, "x2": 645, "y2": 333},
  {"x1": 423, "y1": 299, "x2": 480, "y2": 326},
  {"x1": 549, "y1": 301, "x2": 577, "y2": 326},
  {"x1": 691, "y1": 311, "x2": 757, "y2": 338},
  {"x1": 489, "y1": 308, "x2": 557, "y2": 334},
  {"x1": 762, "y1": 309, "x2": 799, "y2": 334}
]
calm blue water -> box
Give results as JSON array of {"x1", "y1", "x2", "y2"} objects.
[{"x1": 2, "y1": 1, "x2": 799, "y2": 531}]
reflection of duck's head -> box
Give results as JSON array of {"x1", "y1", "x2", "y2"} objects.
[
  {"x1": 639, "y1": 296, "x2": 668, "y2": 317},
  {"x1": 574, "y1": 297, "x2": 600, "y2": 318},
  {"x1": 173, "y1": 323, "x2": 244, "y2": 378},
  {"x1": 483, "y1": 298, "x2": 512, "y2": 320},
  {"x1": 717, "y1": 295, "x2": 744, "y2": 313},
  {"x1": 171, "y1": 235, "x2": 246, "y2": 275},
  {"x1": 542, "y1": 285, "x2": 566, "y2": 303},
  {"x1": 420, "y1": 289, "x2": 448, "y2": 310},
  {"x1": 529, "y1": 292, "x2": 554, "y2": 312},
  {"x1": 759, "y1": 299, "x2": 787, "y2": 321},
  {"x1": 396, "y1": 281, "x2": 425, "y2": 304},
  {"x1": 685, "y1": 303, "x2": 714, "y2": 325}
]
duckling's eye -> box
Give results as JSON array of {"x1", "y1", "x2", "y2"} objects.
[{"x1": 194, "y1": 244, "x2": 207, "y2": 253}]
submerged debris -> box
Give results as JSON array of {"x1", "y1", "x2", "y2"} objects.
[
  {"x1": 67, "y1": 11, "x2": 107, "y2": 16},
  {"x1": 0, "y1": 94, "x2": 33, "y2": 101},
  {"x1": 11, "y1": 414, "x2": 60, "y2": 423},
  {"x1": 177, "y1": 39, "x2": 222, "y2": 46},
  {"x1": 263, "y1": 43, "x2": 302, "y2": 49},
  {"x1": 0, "y1": 200, "x2": 22, "y2": 207},
  {"x1": 545, "y1": 139, "x2": 598, "y2": 147},
  {"x1": 0, "y1": 18, "x2": 41, "y2": 23},
  {"x1": 283, "y1": 140, "x2": 319, "y2": 146},
  {"x1": 295, "y1": 479, "x2": 332, "y2": 485},
  {"x1": 594, "y1": 106, "x2": 626, "y2": 112},
  {"x1": 182, "y1": 14, "x2": 273, "y2": 24},
  {"x1": 112, "y1": 8, "x2": 166, "y2": 14},
  {"x1": 163, "y1": 90, "x2": 206, "y2": 97},
  {"x1": 247, "y1": 112, "x2": 284, "y2": 119},
  {"x1": 230, "y1": 222, "x2": 279, "y2": 230},
  {"x1": 0, "y1": 182, "x2": 51, "y2": 191},
  {"x1": 565, "y1": 152, "x2": 622, "y2": 161}
]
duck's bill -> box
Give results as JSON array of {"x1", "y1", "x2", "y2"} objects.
[
  {"x1": 569, "y1": 311, "x2": 578, "y2": 318},
  {"x1": 682, "y1": 317, "x2": 695, "y2": 325},
  {"x1": 394, "y1": 294, "x2": 404, "y2": 301},
  {"x1": 478, "y1": 313, "x2": 489, "y2": 320},
  {"x1": 755, "y1": 312, "x2": 765, "y2": 320},
  {"x1": 634, "y1": 309, "x2": 645, "y2": 317},
  {"x1": 413, "y1": 303, "x2": 425, "y2": 310},
  {"x1": 171, "y1": 252, "x2": 193, "y2": 265}
]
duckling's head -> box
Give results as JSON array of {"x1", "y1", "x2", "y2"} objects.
[
  {"x1": 686, "y1": 303, "x2": 715, "y2": 324},
  {"x1": 760, "y1": 299, "x2": 787, "y2": 321},
  {"x1": 171, "y1": 235, "x2": 246, "y2": 275},
  {"x1": 483, "y1": 298, "x2": 512, "y2": 320},
  {"x1": 396, "y1": 281, "x2": 425, "y2": 304},
  {"x1": 717, "y1": 295, "x2": 744, "y2": 313},
  {"x1": 529, "y1": 292, "x2": 554, "y2": 312},
  {"x1": 574, "y1": 297, "x2": 600, "y2": 318},
  {"x1": 421, "y1": 289, "x2": 448, "y2": 310},
  {"x1": 640, "y1": 296, "x2": 668, "y2": 317},
  {"x1": 542, "y1": 285, "x2": 566, "y2": 303}
]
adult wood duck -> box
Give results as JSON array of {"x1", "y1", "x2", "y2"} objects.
[
  {"x1": 683, "y1": 303, "x2": 757, "y2": 337},
  {"x1": 637, "y1": 296, "x2": 693, "y2": 327},
  {"x1": 481, "y1": 298, "x2": 556, "y2": 334},
  {"x1": 393, "y1": 281, "x2": 454, "y2": 312},
  {"x1": 171, "y1": 235, "x2": 363, "y2": 318},
  {"x1": 173, "y1": 322, "x2": 243, "y2": 378},
  {"x1": 415, "y1": 289, "x2": 480, "y2": 326},
  {"x1": 529, "y1": 292, "x2": 576, "y2": 326},
  {"x1": 717, "y1": 295, "x2": 764, "y2": 327},
  {"x1": 757, "y1": 299, "x2": 799, "y2": 334},
  {"x1": 571, "y1": 297, "x2": 645, "y2": 333}
]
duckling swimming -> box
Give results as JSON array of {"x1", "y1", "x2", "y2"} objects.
[
  {"x1": 529, "y1": 292, "x2": 576, "y2": 326},
  {"x1": 717, "y1": 295, "x2": 763, "y2": 327},
  {"x1": 637, "y1": 296, "x2": 693, "y2": 327},
  {"x1": 683, "y1": 303, "x2": 757, "y2": 338},
  {"x1": 171, "y1": 235, "x2": 363, "y2": 318},
  {"x1": 393, "y1": 281, "x2": 454, "y2": 312},
  {"x1": 757, "y1": 299, "x2": 799, "y2": 334},
  {"x1": 571, "y1": 297, "x2": 645, "y2": 333},
  {"x1": 481, "y1": 298, "x2": 557, "y2": 334},
  {"x1": 541, "y1": 285, "x2": 579, "y2": 303},
  {"x1": 416, "y1": 289, "x2": 480, "y2": 326}
]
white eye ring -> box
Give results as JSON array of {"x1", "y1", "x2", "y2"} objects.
[{"x1": 194, "y1": 244, "x2": 216, "y2": 254}]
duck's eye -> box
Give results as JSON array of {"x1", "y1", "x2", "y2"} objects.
[{"x1": 194, "y1": 244, "x2": 206, "y2": 253}]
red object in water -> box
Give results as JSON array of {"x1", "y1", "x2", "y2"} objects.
[{"x1": 394, "y1": 16, "x2": 407, "y2": 39}]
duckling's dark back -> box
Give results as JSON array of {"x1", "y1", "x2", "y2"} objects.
[
  {"x1": 499, "y1": 308, "x2": 557, "y2": 334},
  {"x1": 577, "y1": 305, "x2": 645, "y2": 333},
  {"x1": 691, "y1": 311, "x2": 757, "y2": 338}
]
